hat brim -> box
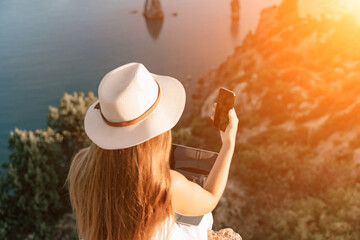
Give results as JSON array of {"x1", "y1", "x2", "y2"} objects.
[{"x1": 84, "y1": 73, "x2": 186, "y2": 149}]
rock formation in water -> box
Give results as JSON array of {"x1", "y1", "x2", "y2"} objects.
[
  {"x1": 231, "y1": 0, "x2": 240, "y2": 21},
  {"x1": 144, "y1": 17, "x2": 164, "y2": 40},
  {"x1": 143, "y1": 0, "x2": 164, "y2": 20}
]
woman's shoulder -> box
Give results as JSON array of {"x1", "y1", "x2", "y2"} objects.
[
  {"x1": 170, "y1": 169, "x2": 185, "y2": 181},
  {"x1": 170, "y1": 170, "x2": 189, "y2": 189}
]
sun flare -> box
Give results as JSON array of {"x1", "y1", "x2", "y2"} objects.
[
  {"x1": 346, "y1": 0, "x2": 360, "y2": 9},
  {"x1": 298, "y1": 0, "x2": 360, "y2": 24}
]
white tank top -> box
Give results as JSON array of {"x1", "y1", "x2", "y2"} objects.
[{"x1": 153, "y1": 212, "x2": 213, "y2": 240}]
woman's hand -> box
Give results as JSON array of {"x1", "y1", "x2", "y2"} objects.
[
  {"x1": 211, "y1": 103, "x2": 238, "y2": 148},
  {"x1": 219, "y1": 108, "x2": 238, "y2": 148}
]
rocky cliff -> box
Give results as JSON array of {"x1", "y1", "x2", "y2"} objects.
[
  {"x1": 188, "y1": 2, "x2": 360, "y2": 238},
  {"x1": 194, "y1": 4, "x2": 360, "y2": 165}
]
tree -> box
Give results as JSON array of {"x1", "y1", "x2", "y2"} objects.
[
  {"x1": 0, "y1": 91, "x2": 97, "y2": 239},
  {"x1": 0, "y1": 128, "x2": 66, "y2": 239},
  {"x1": 47, "y1": 91, "x2": 97, "y2": 162}
]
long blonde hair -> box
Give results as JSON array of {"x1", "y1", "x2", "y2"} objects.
[{"x1": 68, "y1": 131, "x2": 173, "y2": 240}]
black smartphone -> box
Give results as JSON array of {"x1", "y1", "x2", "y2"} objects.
[{"x1": 213, "y1": 88, "x2": 236, "y2": 131}]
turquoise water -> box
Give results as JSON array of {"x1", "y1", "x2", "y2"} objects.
[{"x1": 0, "y1": 0, "x2": 281, "y2": 166}]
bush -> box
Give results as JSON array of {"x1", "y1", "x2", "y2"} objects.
[
  {"x1": 269, "y1": 184, "x2": 360, "y2": 240},
  {"x1": 0, "y1": 91, "x2": 97, "y2": 239},
  {"x1": 0, "y1": 128, "x2": 66, "y2": 239},
  {"x1": 47, "y1": 91, "x2": 97, "y2": 161},
  {"x1": 231, "y1": 142, "x2": 357, "y2": 200}
]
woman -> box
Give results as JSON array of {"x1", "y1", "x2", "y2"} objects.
[{"x1": 68, "y1": 62, "x2": 238, "y2": 240}]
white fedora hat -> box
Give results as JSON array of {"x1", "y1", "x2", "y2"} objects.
[{"x1": 84, "y1": 62, "x2": 186, "y2": 149}]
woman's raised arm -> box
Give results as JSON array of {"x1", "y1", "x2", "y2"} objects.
[{"x1": 171, "y1": 108, "x2": 238, "y2": 216}]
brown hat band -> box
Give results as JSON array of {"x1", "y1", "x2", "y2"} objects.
[{"x1": 94, "y1": 81, "x2": 161, "y2": 127}]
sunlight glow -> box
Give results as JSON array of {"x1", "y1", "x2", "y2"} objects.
[{"x1": 298, "y1": 0, "x2": 360, "y2": 24}]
